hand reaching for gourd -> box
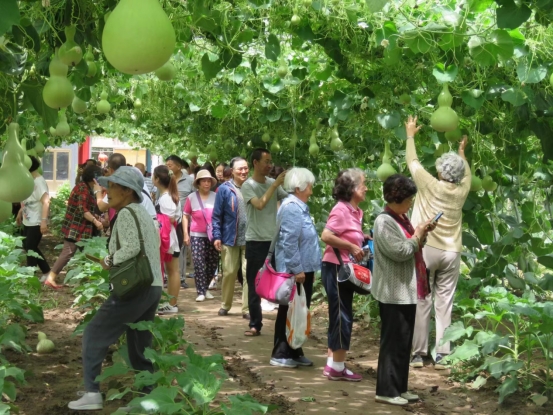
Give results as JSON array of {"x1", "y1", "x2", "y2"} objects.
[{"x1": 405, "y1": 115, "x2": 422, "y2": 137}]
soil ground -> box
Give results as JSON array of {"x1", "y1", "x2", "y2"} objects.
[{"x1": 6, "y1": 234, "x2": 552, "y2": 415}]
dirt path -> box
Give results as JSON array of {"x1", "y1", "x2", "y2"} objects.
[{"x1": 8, "y1": 234, "x2": 551, "y2": 414}]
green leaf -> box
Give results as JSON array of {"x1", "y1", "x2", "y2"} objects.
[
  {"x1": 176, "y1": 364, "x2": 222, "y2": 405},
  {"x1": 375, "y1": 21, "x2": 398, "y2": 49},
  {"x1": 365, "y1": 0, "x2": 389, "y2": 13},
  {"x1": 462, "y1": 89, "x2": 486, "y2": 110},
  {"x1": 501, "y1": 87, "x2": 526, "y2": 106},
  {"x1": 432, "y1": 63, "x2": 458, "y2": 83},
  {"x1": 531, "y1": 394, "x2": 548, "y2": 407},
  {"x1": 189, "y1": 103, "x2": 201, "y2": 112},
  {"x1": 438, "y1": 33, "x2": 464, "y2": 51},
  {"x1": 201, "y1": 53, "x2": 223, "y2": 81},
  {"x1": 403, "y1": 31, "x2": 433, "y2": 54},
  {"x1": 440, "y1": 321, "x2": 470, "y2": 344},
  {"x1": 220, "y1": 49, "x2": 242, "y2": 69},
  {"x1": 251, "y1": 57, "x2": 258, "y2": 76},
  {"x1": 496, "y1": 0, "x2": 532, "y2": 30},
  {"x1": 0, "y1": 0, "x2": 20, "y2": 37},
  {"x1": 265, "y1": 34, "x2": 281, "y2": 62},
  {"x1": 20, "y1": 80, "x2": 58, "y2": 129},
  {"x1": 475, "y1": 213, "x2": 494, "y2": 245},
  {"x1": 467, "y1": 0, "x2": 494, "y2": 13},
  {"x1": 449, "y1": 339, "x2": 480, "y2": 361},
  {"x1": 211, "y1": 102, "x2": 228, "y2": 118},
  {"x1": 222, "y1": 394, "x2": 272, "y2": 415},
  {"x1": 128, "y1": 386, "x2": 182, "y2": 414},
  {"x1": 516, "y1": 61, "x2": 547, "y2": 84},
  {"x1": 474, "y1": 331, "x2": 509, "y2": 354},
  {"x1": 469, "y1": 30, "x2": 514, "y2": 66},
  {"x1": 471, "y1": 375, "x2": 487, "y2": 389},
  {"x1": 94, "y1": 362, "x2": 131, "y2": 383},
  {"x1": 76, "y1": 87, "x2": 91, "y2": 102},
  {"x1": 376, "y1": 111, "x2": 400, "y2": 129},
  {"x1": 496, "y1": 374, "x2": 518, "y2": 403},
  {"x1": 248, "y1": 0, "x2": 271, "y2": 9},
  {"x1": 537, "y1": 255, "x2": 553, "y2": 269},
  {"x1": 262, "y1": 78, "x2": 285, "y2": 94}
]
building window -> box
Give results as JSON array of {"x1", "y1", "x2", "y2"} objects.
[{"x1": 42, "y1": 150, "x2": 70, "y2": 191}]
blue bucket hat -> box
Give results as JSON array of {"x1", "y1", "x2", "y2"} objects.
[{"x1": 97, "y1": 166, "x2": 144, "y2": 203}]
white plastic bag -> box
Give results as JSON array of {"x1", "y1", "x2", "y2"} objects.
[{"x1": 285, "y1": 284, "x2": 311, "y2": 350}]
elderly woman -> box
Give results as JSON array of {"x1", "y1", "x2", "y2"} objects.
[
  {"x1": 43, "y1": 165, "x2": 104, "y2": 289},
  {"x1": 17, "y1": 156, "x2": 51, "y2": 280},
  {"x1": 269, "y1": 168, "x2": 321, "y2": 368},
  {"x1": 320, "y1": 168, "x2": 367, "y2": 381},
  {"x1": 183, "y1": 169, "x2": 219, "y2": 302},
  {"x1": 165, "y1": 155, "x2": 194, "y2": 287},
  {"x1": 404, "y1": 116, "x2": 471, "y2": 370},
  {"x1": 372, "y1": 174, "x2": 436, "y2": 406},
  {"x1": 68, "y1": 167, "x2": 162, "y2": 411}
]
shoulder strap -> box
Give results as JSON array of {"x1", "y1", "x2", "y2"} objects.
[
  {"x1": 119, "y1": 206, "x2": 146, "y2": 255},
  {"x1": 141, "y1": 189, "x2": 152, "y2": 201},
  {"x1": 195, "y1": 191, "x2": 210, "y2": 225},
  {"x1": 332, "y1": 247, "x2": 345, "y2": 267}
]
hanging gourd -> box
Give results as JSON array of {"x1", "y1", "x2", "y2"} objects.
[
  {"x1": 289, "y1": 132, "x2": 298, "y2": 149},
  {"x1": 470, "y1": 163, "x2": 482, "y2": 192},
  {"x1": 270, "y1": 138, "x2": 281, "y2": 152},
  {"x1": 72, "y1": 96, "x2": 87, "y2": 114},
  {"x1": 243, "y1": 95, "x2": 253, "y2": 107},
  {"x1": 133, "y1": 98, "x2": 142, "y2": 109},
  {"x1": 55, "y1": 109, "x2": 70, "y2": 137},
  {"x1": 188, "y1": 146, "x2": 198, "y2": 160},
  {"x1": 481, "y1": 175, "x2": 498, "y2": 192},
  {"x1": 277, "y1": 61, "x2": 288, "y2": 78},
  {"x1": 330, "y1": 126, "x2": 343, "y2": 152},
  {"x1": 43, "y1": 50, "x2": 74, "y2": 109},
  {"x1": 102, "y1": 0, "x2": 176, "y2": 75},
  {"x1": 262, "y1": 132, "x2": 270, "y2": 143},
  {"x1": 0, "y1": 123, "x2": 35, "y2": 203},
  {"x1": 444, "y1": 128, "x2": 462, "y2": 143},
  {"x1": 20, "y1": 139, "x2": 33, "y2": 169},
  {"x1": 96, "y1": 91, "x2": 111, "y2": 114},
  {"x1": 58, "y1": 25, "x2": 83, "y2": 66},
  {"x1": 376, "y1": 140, "x2": 397, "y2": 181},
  {"x1": 430, "y1": 83, "x2": 459, "y2": 133},
  {"x1": 308, "y1": 129, "x2": 319, "y2": 156},
  {"x1": 34, "y1": 140, "x2": 45, "y2": 157},
  {"x1": 84, "y1": 45, "x2": 97, "y2": 78},
  {"x1": 155, "y1": 60, "x2": 177, "y2": 81}
]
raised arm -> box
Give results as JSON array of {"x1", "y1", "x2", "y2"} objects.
[
  {"x1": 405, "y1": 115, "x2": 437, "y2": 186},
  {"x1": 248, "y1": 172, "x2": 286, "y2": 211}
]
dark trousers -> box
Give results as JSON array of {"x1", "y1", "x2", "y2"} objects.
[
  {"x1": 376, "y1": 302, "x2": 416, "y2": 397},
  {"x1": 245, "y1": 240, "x2": 271, "y2": 332},
  {"x1": 272, "y1": 272, "x2": 314, "y2": 359},
  {"x1": 82, "y1": 286, "x2": 162, "y2": 392},
  {"x1": 22, "y1": 225, "x2": 50, "y2": 274},
  {"x1": 321, "y1": 261, "x2": 355, "y2": 351}
]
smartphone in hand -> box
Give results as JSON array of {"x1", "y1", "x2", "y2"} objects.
[{"x1": 432, "y1": 212, "x2": 444, "y2": 223}]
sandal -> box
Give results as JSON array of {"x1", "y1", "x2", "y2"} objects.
[{"x1": 244, "y1": 329, "x2": 260, "y2": 337}]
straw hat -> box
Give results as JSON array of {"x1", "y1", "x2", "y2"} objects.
[{"x1": 194, "y1": 169, "x2": 217, "y2": 188}]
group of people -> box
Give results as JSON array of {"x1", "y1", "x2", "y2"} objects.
[{"x1": 16, "y1": 116, "x2": 471, "y2": 411}]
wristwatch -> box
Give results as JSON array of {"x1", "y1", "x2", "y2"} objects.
[{"x1": 104, "y1": 255, "x2": 113, "y2": 268}]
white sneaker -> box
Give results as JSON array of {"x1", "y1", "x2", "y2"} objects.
[
  {"x1": 375, "y1": 395, "x2": 408, "y2": 406},
  {"x1": 196, "y1": 295, "x2": 205, "y2": 302},
  {"x1": 157, "y1": 303, "x2": 178, "y2": 315},
  {"x1": 68, "y1": 391, "x2": 103, "y2": 410},
  {"x1": 205, "y1": 291, "x2": 214, "y2": 299},
  {"x1": 401, "y1": 392, "x2": 419, "y2": 402}
]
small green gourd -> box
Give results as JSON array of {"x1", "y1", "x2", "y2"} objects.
[
  {"x1": 43, "y1": 50, "x2": 74, "y2": 109},
  {"x1": 308, "y1": 129, "x2": 319, "y2": 156},
  {"x1": 376, "y1": 140, "x2": 397, "y2": 182},
  {"x1": 36, "y1": 332, "x2": 55, "y2": 354},
  {"x1": 0, "y1": 123, "x2": 35, "y2": 202}
]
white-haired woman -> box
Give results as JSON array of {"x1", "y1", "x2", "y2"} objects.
[
  {"x1": 270, "y1": 168, "x2": 321, "y2": 368},
  {"x1": 405, "y1": 115, "x2": 470, "y2": 370}
]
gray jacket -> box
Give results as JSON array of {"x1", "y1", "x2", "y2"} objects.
[{"x1": 372, "y1": 214, "x2": 419, "y2": 305}]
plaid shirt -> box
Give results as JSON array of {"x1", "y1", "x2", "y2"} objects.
[{"x1": 61, "y1": 182, "x2": 97, "y2": 241}]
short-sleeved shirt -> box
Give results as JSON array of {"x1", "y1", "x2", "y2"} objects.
[
  {"x1": 241, "y1": 177, "x2": 288, "y2": 241},
  {"x1": 61, "y1": 182, "x2": 97, "y2": 241},
  {"x1": 157, "y1": 193, "x2": 181, "y2": 253},
  {"x1": 22, "y1": 176, "x2": 49, "y2": 226},
  {"x1": 322, "y1": 201, "x2": 364, "y2": 264},
  {"x1": 183, "y1": 191, "x2": 216, "y2": 237}
]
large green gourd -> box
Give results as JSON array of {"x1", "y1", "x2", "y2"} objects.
[
  {"x1": 43, "y1": 50, "x2": 74, "y2": 109},
  {"x1": 0, "y1": 123, "x2": 35, "y2": 202},
  {"x1": 58, "y1": 26, "x2": 83, "y2": 66},
  {"x1": 376, "y1": 140, "x2": 397, "y2": 182},
  {"x1": 155, "y1": 61, "x2": 177, "y2": 81},
  {"x1": 430, "y1": 83, "x2": 459, "y2": 133},
  {"x1": 102, "y1": 0, "x2": 176, "y2": 74}
]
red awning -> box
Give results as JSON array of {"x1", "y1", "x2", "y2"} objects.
[{"x1": 78, "y1": 136, "x2": 91, "y2": 164}]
